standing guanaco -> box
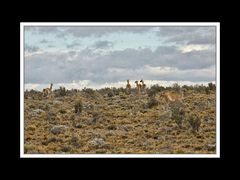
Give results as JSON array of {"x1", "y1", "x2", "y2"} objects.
[
  {"x1": 135, "y1": 81, "x2": 142, "y2": 95},
  {"x1": 42, "y1": 83, "x2": 53, "y2": 98},
  {"x1": 140, "y1": 79, "x2": 146, "y2": 94},
  {"x1": 160, "y1": 89, "x2": 185, "y2": 110},
  {"x1": 126, "y1": 80, "x2": 131, "y2": 94}
]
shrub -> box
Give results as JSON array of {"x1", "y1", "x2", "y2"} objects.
[
  {"x1": 97, "y1": 88, "x2": 112, "y2": 96},
  {"x1": 182, "y1": 85, "x2": 191, "y2": 90},
  {"x1": 147, "y1": 84, "x2": 165, "y2": 97},
  {"x1": 145, "y1": 96, "x2": 159, "y2": 109},
  {"x1": 42, "y1": 137, "x2": 63, "y2": 145},
  {"x1": 67, "y1": 89, "x2": 78, "y2": 96},
  {"x1": 46, "y1": 111, "x2": 56, "y2": 122},
  {"x1": 74, "y1": 100, "x2": 83, "y2": 114},
  {"x1": 90, "y1": 111, "x2": 102, "y2": 124},
  {"x1": 112, "y1": 87, "x2": 124, "y2": 96},
  {"x1": 172, "y1": 83, "x2": 181, "y2": 92},
  {"x1": 92, "y1": 111, "x2": 100, "y2": 118},
  {"x1": 193, "y1": 84, "x2": 206, "y2": 93},
  {"x1": 208, "y1": 82, "x2": 216, "y2": 91},
  {"x1": 170, "y1": 101, "x2": 185, "y2": 128},
  {"x1": 186, "y1": 113, "x2": 201, "y2": 134},
  {"x1": 89, "y1": 138, "x2": 106, "y2": 148},
  {"x1": 27, "y1": 124, "x2": 36, "y2": 131},
  {"x1": 24, "y1": 90, "x2": 29, "y2": 99},
  {"x1": 24, "y1": 144, "x2": 36, "y2": 153},
  {"x1": 53, "y1": 86, "x2": 67, "y2": 97},
  {"x1": 25, "y1": 89, "x2": 42, "y2": 99},
  {"x1": 59, "y1": 86, "x2": 66, "y2": 96},
  {"x1": 69, "y1": 136, "x2": 82, "y2": 148},
  {"x1": 82, "y1": 88, "x2": 95, "y2": 97},
  {"x1": 60, "y1": 145, "x2": 71, "y2": 152},
  {"x1": 50, "y1": 125, "x2": 68, "y2": 134},
  {"x1": 205, "y1": 87, "x2": 210, "y2": 94},
  {"x1": 59, "y1": 109, "x2": 67, "y2": 114},
  {"x1": 107, "y1": 91, "x2": 114, "y2": 97},
  {"x1": 107, "y1": 124, "x2": 117, "y2": 130},
  {"x1": 98, "y1": 87, "x2": 126, "y2": 97}
]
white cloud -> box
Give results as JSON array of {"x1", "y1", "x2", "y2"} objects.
[
  {"x1": 24, "y1": 26, "x2": 216, "y2": 85},
  {"x1": 25, "y1": 45, "x2": 215, "y2": 84},
  {"x1": 144, "y1": 65, "x2": 215, "y2": 81},
  {"x1": 25, "y1": 50, "x2": 45, "y2": 57},
  {"x1": 145, "y1": 65, "x2": 178, "y2": 75},
  {"x1": 180, "y1": 44, "x2": 210, "y2": 53}
]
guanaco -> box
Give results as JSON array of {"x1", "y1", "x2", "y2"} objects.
[
  {"x1": 135, "y1": 81, "x2": 142, "y2": 95},
  {"x1": 160, "y1": 90, "x2": 185, "y2": 110},
  {"x1": 42, "y1": 83, "x2": 53, "y2": 98},
  {"x1": 140, "y1": 79, "x2": 146, "y2": 94},
  {"x1": 126, "y1": 80, "x2": 131, "y2": 94}
]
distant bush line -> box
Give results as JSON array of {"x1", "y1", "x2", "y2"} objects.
[{"x1": 24, "y1": 82, "x2": 216, "y2": 99}]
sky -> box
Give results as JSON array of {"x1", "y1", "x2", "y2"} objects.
[{"x1": 24, "y1": 25, "x2": 216, "y2": 90}]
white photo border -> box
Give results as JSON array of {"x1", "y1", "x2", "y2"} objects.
[{"x1": 20, "y1": 22, "x2": 220, "y2": 158}]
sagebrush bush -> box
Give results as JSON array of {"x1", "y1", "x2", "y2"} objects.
[
  {"x1": 172, "y1": 83, "x2": 181, "y2": 92},
  {"x1": 205, "y1": 88, "x2": 210, "y2": 94},
  {"x1": 53, "y1": 86, "x2": 67, "y2": 97},
  {"x1": 98, "y1": 88, "x2": 116, "y2": 97},
  {"x1": 208, "y1": 82, "x2": 216, "y2": 91},
  {"x1": 147, "y1": 85, "x2": 165, "y2": 97},
  {"x1": 25, "y1": 89, "x2": 42, "y2": 99},
  {"x1": 59, "y1": 109, "x2": 67, "y2": 114},
  {"x1": 145, "y1": 96, "x2": 159, "y2": 108},
  {"x1": 60, "y1": 145, "x2": 71, "y2": 152},
  {"x1": 69, "y1": 136, "x2": 82, "y2": 148},
  {"x1": 89, "y1": 138, "x2": 106, "y2": 148},
  {"x1": 42, "y1": 137, "x2": 63, "y2": 145},
  {"x1": 186, "y1": 113, "x2": 201, "y2": 133},
  {"x1": 74, "y1": 100, "x2": 83, "y2": 114},
  {"x1": 59, "y1": 86, "x2": 66, "y2": 96},
  {"x1": 90, "y1": 111, "x2": 102, "y2": 124},
  {"x1": 82, "y1": 88, "x2": 96, "y2": 98},
  {"x1": 46, "y1": 111, "x2": 56, "y2": 122},
  {"x1": 182, "y1": 85, "x2": 191, "y2": 90},
  {"x1": 107, "y1": 124, "x2": 117, "y2": 130},
  {"x1": 193, "y1": 84, "x2": 206, "y2": 93},
  {"x1": 67, "y1": 89, "x2": 78, "y2": 96},
  {"x1": 112, "y1": 87, "x2": 124, "y2": 96},
  {"x1": 170, "y1": 101, "x2": 185, "y2": 128},
  {"x1": 107, "y1": 91, "x2": 114, "y2": 97},
  {"x1": 97, "y1": 88, "x2": 112, "y2": 96}
]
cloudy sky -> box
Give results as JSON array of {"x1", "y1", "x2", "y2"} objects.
[{"x1": 24, "y1": 25, "x2": 216, "y2": 90}]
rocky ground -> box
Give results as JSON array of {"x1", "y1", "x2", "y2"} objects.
[{"x1": 24, "y1": 86, "x2": 216, "y2": 154}]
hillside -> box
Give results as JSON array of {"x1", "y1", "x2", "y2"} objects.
[{"x1": 24, "y1": 85, "x2": 216, "y2": 154}]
